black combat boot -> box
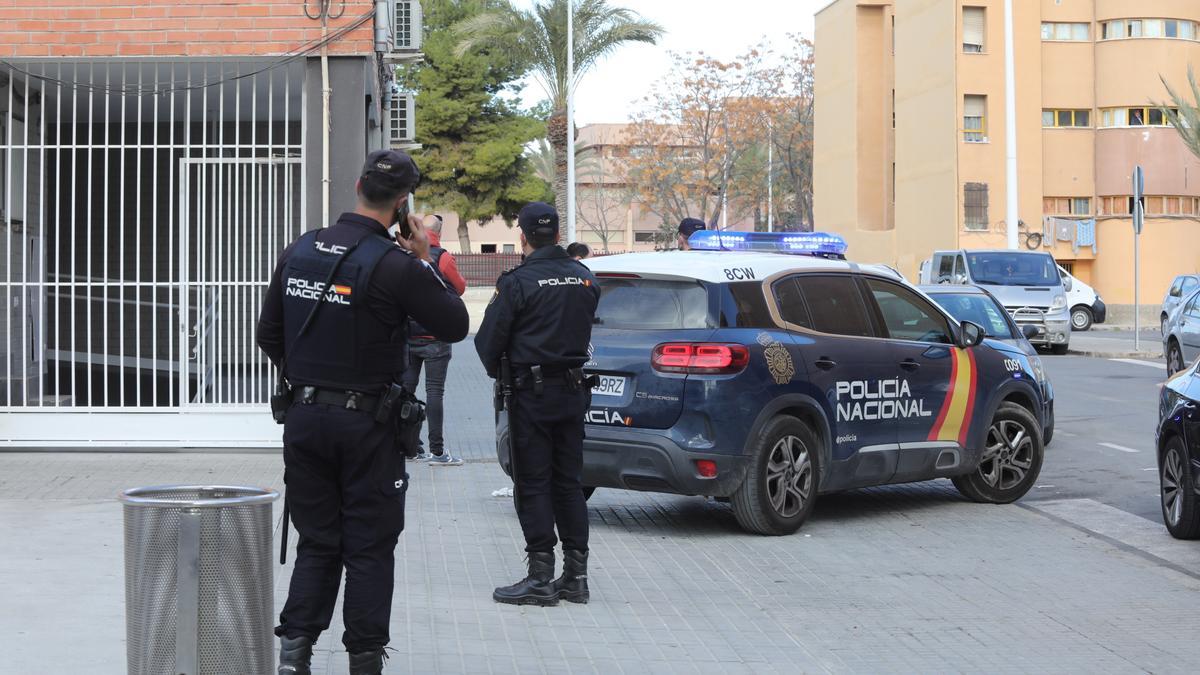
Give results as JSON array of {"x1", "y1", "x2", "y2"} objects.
[
  {"x1": 277, "y1": 636, "x2": 313, "y2": 675},
  {"x1": 493, "y1": 551, "x2": 558, "y2": 606},
  {"x1": 553, "y1": 549, "x2": 589, "y2": 604},
  {"x1": 348, "y1": 648, "x2": 386, "y2": 675}
]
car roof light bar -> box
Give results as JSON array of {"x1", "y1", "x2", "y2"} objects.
[{"x1": 687, "y1": 230, "x2": 849, "y2": 258}]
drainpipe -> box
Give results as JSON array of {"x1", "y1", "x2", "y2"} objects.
[
  {"x1": 374, "y1": 0, "x2": 390, "y2": 52},
  {"x1": 1004, "y1": 0, "x2": 1019, "y2": 250},
  {"x1": 321, "y1": 11, "x2": 331, "y2": 228}
]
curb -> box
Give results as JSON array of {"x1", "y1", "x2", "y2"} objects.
[{"x1": 1066, "y1": 349, "x2": 1164, "y2": 361}]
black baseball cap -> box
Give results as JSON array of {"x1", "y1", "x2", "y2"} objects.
[
  {"x1": 678, "y1": 217, "x2": 707, "y2": 237},
  {"x1": 518, "y1": 202, "x2": 559, "y2": 240},
  {"x1": 361, "y1": 149, "x2": 420, "y2": 191}
]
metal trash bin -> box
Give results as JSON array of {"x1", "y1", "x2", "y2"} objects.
[{"x1": 120, "y1": 485, "x2": 280, "y2": 675}]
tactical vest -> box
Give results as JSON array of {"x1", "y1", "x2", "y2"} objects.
[
  {"x1": 407, "y1": 245, "x2": 446, "y2": 343},
  {"x1": 280, "y1": 230, "x2": 405, "y2": 391}
]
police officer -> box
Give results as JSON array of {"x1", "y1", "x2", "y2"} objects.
[
  {"x1": 677, "y1": 217, "x2": 707, "y2": 250},
  {"x1": 475, "y1": 202, "x2": 601, "y2": 606},
  {"x1": 256, "y1": 150, "x2": 468, "y2": 675}
]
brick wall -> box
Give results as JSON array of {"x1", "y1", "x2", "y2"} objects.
[{"x1": 0, "y1": 0, "x2": 377, "y2": 58}]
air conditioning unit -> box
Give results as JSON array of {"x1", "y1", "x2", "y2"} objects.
[
  {"x1": 389, "y1": 90, "x2": 416, "y2": 146},
  {"x1": 392, "y1": 0, "x2": 423, "y2": 52}
]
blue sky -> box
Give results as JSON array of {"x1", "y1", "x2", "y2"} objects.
[{"x1": 509, "y1": 0, "x2": 821, "y2": 124}]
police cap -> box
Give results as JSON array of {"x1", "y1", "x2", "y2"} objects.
[
  {"x1": 361, "y1": 149, "x2": 420, "y2": 191},
  {"x1": 518, "y1": 202, "x2": 559, "y2": 240},
  {"x1": 678, "y1": 217, "x2": 707, "y2": 237}
]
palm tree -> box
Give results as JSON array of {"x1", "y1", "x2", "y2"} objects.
[
  {"x1": 456, "y1": 0, "x2": 663, "y2": 217},
  {"x1": 1161, "y1": 68, "x2": 1200, "y2": 160}
]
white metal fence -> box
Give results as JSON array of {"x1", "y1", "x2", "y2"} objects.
[{"x1": 1, "y1": 60, "x2": 306, "y2": 447}]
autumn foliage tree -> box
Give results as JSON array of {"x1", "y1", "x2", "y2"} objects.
[{"x1": 624, "y1": 38, "x2": 816, "y2": 235}]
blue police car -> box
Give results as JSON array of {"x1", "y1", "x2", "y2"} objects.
[{"x1": 497, "y1": 232, "x2": 1050, "y2": 535}]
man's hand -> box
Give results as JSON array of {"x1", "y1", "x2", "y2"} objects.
[{"x1": 396, "y1": 213, "x2": 432, "y2": 262}]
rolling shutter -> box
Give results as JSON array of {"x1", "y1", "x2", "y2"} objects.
[{"x1": 963, "y1": 7, "x2": 985, "y2": 51}]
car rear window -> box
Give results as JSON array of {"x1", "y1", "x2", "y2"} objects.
[{"x1": 595, "y1": 279, "x2": 710, "y2": 329}]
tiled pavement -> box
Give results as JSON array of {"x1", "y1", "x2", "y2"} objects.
[{"x1": 3, "y1": 355, "x2": 1200, "y2": 673}]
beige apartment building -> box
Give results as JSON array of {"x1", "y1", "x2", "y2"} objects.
[{"x1": 814, "y1": 0, "x2": 1200, "y2": 307}]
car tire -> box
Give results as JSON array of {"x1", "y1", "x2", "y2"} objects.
[
  {"x1": 1050, "y1": 343, "x2": 1069, "y2": 356},
  {"x1": 1161, "y1": 437, "x2": 1200, "y2": 539},
  {"x1": 731, "y1": 416, "x2": 820, "y2": 535},
  {"x1": 1070, "y1": 306, "x2": 1093, "y2": 331},
  {"x1": 952, "y1": 402, "x2": 1044, "y2": 504},
  {"x1": 1167, "y1": 339, "x2": 1186, "y2": 376}
]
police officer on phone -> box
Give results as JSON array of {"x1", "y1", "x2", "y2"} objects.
[
  {"x1": 475, "y1": 202, "x2": 601, "y2": 606},
  {"x1": 256, "y1": 150, "x2": 468, "y2": 675}
]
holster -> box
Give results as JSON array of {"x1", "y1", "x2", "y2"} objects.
[
  {"x1": 376, "y1": 383, "x2": 426, "y2": 459},
  {"x1": 270, "y1": 377, "x2": 293, "y2": 424}
]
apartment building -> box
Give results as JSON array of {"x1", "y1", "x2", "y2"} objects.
[
  {"x1": 0, "y1": 0, "x2": 422, "y2": 446},
  {"x1": 814, "y1": 0, "x2": 1200, "y2": 310}
]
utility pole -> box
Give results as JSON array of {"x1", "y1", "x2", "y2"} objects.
[
  {"x1": 565, "y1": 0, "x2": 576, "y2": 244},
  {"x1": 1003, "y1": 0, "x2": 1019, "y2": 250}
]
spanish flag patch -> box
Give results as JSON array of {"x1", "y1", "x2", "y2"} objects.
[{"x1": 332, "y1": 284, "x2": 352, "y2": 296}]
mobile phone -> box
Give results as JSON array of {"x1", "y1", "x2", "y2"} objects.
[{"x1": 395, "y1": 194, "x2": 413, "y2": 240}]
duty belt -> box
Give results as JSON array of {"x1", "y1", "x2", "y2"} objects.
[
  {"x1": 296, "y1": 386, "x2": 381, "y2": 414},
  {"x1": 513, "y1": 366, "x2": 595, "y2": 394}
]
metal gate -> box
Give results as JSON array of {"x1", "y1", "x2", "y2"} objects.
[{"x1": 2, "y1": 60, "x2": 306, "y2": 447}]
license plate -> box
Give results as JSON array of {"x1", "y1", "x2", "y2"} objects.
[{"x1": 592, "y1": 375, "x2": 626, "y2": 397}]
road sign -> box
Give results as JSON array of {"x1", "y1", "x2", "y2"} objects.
[{"x1": 1132, "y1": 166, "x2": 1145, "y2": 235}]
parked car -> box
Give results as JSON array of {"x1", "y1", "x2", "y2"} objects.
[
  {"x1": 497, "y1": 232, "x2": 1051, "y2": 535},
  {"x1": 919, "y1": 249, "x2": 1072, "y2": 354},
  {"x1": 920, "y1": 285, "x2": 1054, "y2": 445},
  {"x1": 1157, "y1": 358, "x2": 1200, "y2": 539},
  {"x1": 1057, "y1": 265, "x2": 1106, "y2": 332},
  {"x1": 1162, "y1": 275, "x2": 1200, "y2": 335},
  {"x1": 1164, "y1": 287, "x2": 1200, "y2": 376}
]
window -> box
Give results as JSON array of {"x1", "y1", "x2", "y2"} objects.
[
  {"x1": 728, "y1": 282, "x2": 774, "y2": 328},
  {"x1": 1101, "y1": 195, "x2": 1200, "y2": 216},
  {"x1": 480, "y1": 244, "x2": 497, "y2": 253},
  {"x1": 1043, "y1": 109, "x2": 1090, "y2": 127},
  {"x1": 502, "y1": 244, "x2": 515, "y2": 253},
  {"x1": 1183, "y1": 277, "x2": 1200, "y2": 296},
  {"x1": 1042, "y1": 22, "x2": 1089, "y2": 41},
  {"x1": 1043, "y1": 197, "x2": 1092, "y2": 216},
  {"x1": 963, "y1": 95, "x2": 986, "y2": 142},
  {"x1": 596, "y1": 279, "x2": 710, "y2": 330},
  {"x1": 1101, "y1": 18, "x2": 1197, "y2": 40},
  {"x1": 935, "y1": 255, "x2": 957, "y2": 283},
  {"x1": 1185, "y1": 294, "x2": 1200, "y2": 319},
  {"x1": 930, "y1": 292, "x2": 1016, "y2": 339},
  {"x1": 633, "y1": 231, "x2": 656, "y2": 243},
  {"x1": 865, "y1": 279, "x2": 954, "y2": 344},
  {"x1": 1071, "y1": 197, "x2": 1091, "y2": 215},
  {"x1": 1099, "y1": 107, "x2": 1176, "y2": 127},
  {"x1": 794, "y1": 276, "x2": 875, "y2": 337},
  {"x1": 963, "y1": 7, "x2": 986, "y2": 52},
  {"x1": 964, "y1": 182, "x2": 989, "y2": 230},
  {"x1": 773, "y1": 278, "x2": 813, "y2": 329}
]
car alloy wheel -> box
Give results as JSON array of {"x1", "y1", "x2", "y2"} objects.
[
  {"x1": 1162, "y1": 445, "x2": 1185, "y2": 528},
  {"x1": 765, "y1": 435, "x2": 812, "y2": 519},
  {"x1": 978, "y1": 420, "x2": 1034, "y2": 491},
  {"x1": 1168, "y1": 342, "x2": 1185, "y2": 376}
]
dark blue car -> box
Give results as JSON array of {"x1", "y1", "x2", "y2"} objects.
[
  {"x1": 1157, "y1": 359, "x2": 1200, "y2": 539},
  {"x1": 497, "y1": 233, "x2": 1051, "y2": 535}
]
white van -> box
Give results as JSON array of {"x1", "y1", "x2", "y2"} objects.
[{"x1": 1057, "y1": 265, "x2": 1106, "y2": 331}]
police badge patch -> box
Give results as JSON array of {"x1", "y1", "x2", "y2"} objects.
[{"x1": 757, "y1": 332, "x2": 795, "y2": 385}]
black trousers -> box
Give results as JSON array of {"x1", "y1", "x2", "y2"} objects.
[
  {"x1": 401, "y1": 341, "x2": 451, "y2": 455},
  {"x1": 276, "y1": 403, "x2": 408, "y2": 652},
  {"x1": 510, "y1": 384, "x2": 590, "y2": 552}
]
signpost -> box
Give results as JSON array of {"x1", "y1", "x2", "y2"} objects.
[{"x1": 1133, "y1": 166, "x2": 1144, "y2": 352}]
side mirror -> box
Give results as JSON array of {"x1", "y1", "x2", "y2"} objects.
[
  {"x1": 959, "y1": 321, "x2": 986, "y2": 348},
  {"x1": 1062, "y1": 275, "x2": 1073, "y2": 292},
  {"x1": 1022, "y1": 324, "x2": 1040, "y2": 340},
  {"x1": 1172, "y1": 288, "x2": 1182, "y2": 298}
]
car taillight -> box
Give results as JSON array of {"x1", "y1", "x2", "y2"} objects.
[{"x1": 651, "y1": 343, "x2": 749, "y2": 374}]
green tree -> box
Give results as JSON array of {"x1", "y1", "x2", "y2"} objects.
[
  {"x1": 1162, "y1": 68, "x2": 1200, "y2": 161},
  {"x1": 403, "y1": 0, "x2": 551, "y2": 251},
  {"x1": 455, "y1": 0, "x2": 663, "y2": 218}
]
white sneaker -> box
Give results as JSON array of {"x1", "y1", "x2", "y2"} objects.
[
  {"x1": 413, "y1": 451, "x2": 433, "y2": 462},
  {"x1": 428, "y1": 453, "x2": 464, "y2": 466}
]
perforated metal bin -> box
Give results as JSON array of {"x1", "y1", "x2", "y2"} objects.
[{"x1": 120, "y1": 485, "x2": 279, "y2": 675}]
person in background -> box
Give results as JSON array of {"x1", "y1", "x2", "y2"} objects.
[
  {"x1": 566, "y1": 242, "x2": 591, "y2": 260},
  {"x1": 677, "y1": 218, "x2": 707, "y2": 250},
  {"x1": 404, "y1": 214, "x2": 468, "y2": 466}
]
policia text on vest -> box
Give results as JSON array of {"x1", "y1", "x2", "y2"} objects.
[{"x1": 256, "y1": 149, "x2": 468, "y2": 675}]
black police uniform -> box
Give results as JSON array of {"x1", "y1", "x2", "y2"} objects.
[
  {"x1": 256, "y1": 167, "x2": 468, "y2": 658},
  {"x1": 474, "y1": 205, "x2": 600, "y2": 582}
]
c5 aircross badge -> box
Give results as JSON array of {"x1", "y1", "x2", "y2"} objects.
[{"x1": 757, "y1": 332, "x2": 795, "y2": 385}]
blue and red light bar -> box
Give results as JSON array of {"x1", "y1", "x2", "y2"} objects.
[{"x1": 687, "y1": 230, "x2": 849, "y2": 258}]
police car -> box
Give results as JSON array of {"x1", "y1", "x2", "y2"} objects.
[{"x1": 497, "y1": 232, "x2": 1050, "y2": 535}]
